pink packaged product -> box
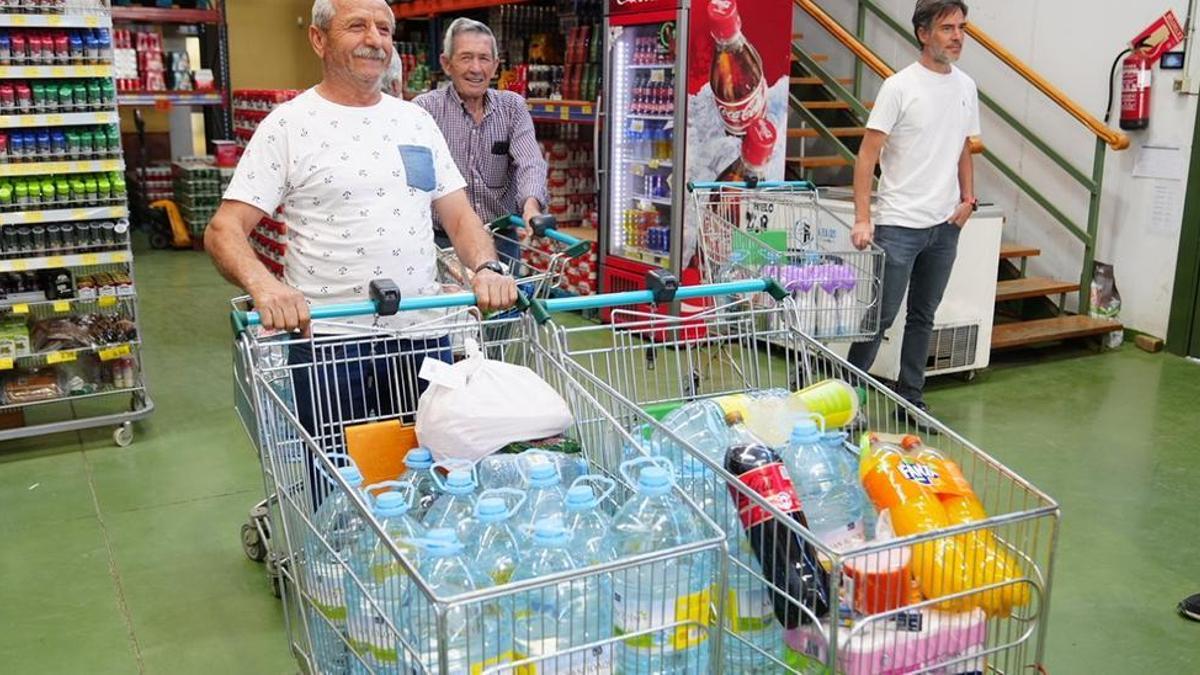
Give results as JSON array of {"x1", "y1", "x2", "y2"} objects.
[{"x1": 785, "y1": 608, "x2": 988, "y2": 675}]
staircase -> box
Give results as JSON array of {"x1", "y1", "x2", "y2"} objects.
[{"x1": 788, "y1": 0, "x2": 1124, "y2": 353}]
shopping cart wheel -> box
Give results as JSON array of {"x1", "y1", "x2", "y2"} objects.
[
  {"x1": 958, "y1": 370, "x2": 978, "y2": 383},
  {"x1": 112, "y1": 423, "x2": 133, "y2": 448},
  {"x1": 241, "y1": 521, "x2": 267, "y2": 563},
  {"x1": 266, "y1": 553, "x2": 285, "y2": 599}
]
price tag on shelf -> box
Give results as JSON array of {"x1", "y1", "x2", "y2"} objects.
[
  {"x1": 155, "y1": 98, "x2": 173, "y2": 112},
  {"x1": 48, "y1": 16, "x2": 63, "y2": 26},
  {"x1": 80, "y1": 253, "x2": 100, "y2": 266},
  {"x1": 650, "y1": 69, "x2": 666, "y2": 83},
  {"x1": 46, "y1": 351, "x2": 77, "y2": 365},
  {"x1": 583, "y1": 105, "x2": 593, "y2": 115},
  {"x1": 112, "y1": 252, "x2": 129, "y2": 264},
  {"x1": 631, "y1": 119, "x2": 645, "y2": 133},
  {"x1": 19, "y1": 116, "x2": 36, "y2": 128},
  {"x1": 98, "y1": 344, "x2": 131, "y2": 362},
  {"x1": 10, "y1": 16, "x2": 26, "y2": 26},
  {"x1": 72, "y1": 209, "x2": 88, "y2": 220},
  {"x1": 10, "y1": 260, "x2": 27, "y2": 272},
  {"x1": 45, "y1": 114, "x2": 63, "y2": 126},
  {"x1": 85, "y1": 16, "x2": 99, "y2": 28},
  {"x1": 98, "y1": 296, "x2": 118, "y2": 308},
  {"x1": 12, "y1": 304, "x2": 28, "y2": 315},
  {"x1": 545, "y1": 104, "x2": 556, "y2": 113},
  {"x1": 24, "y1": 211, "x2": 44, "y2": 224},
  {"x1": 47, "y1": 256, "x2": 65, "y2": 268},
  {"x1": 560, "y1": 106, "x2": 571, "y2": 121},
  {"x1": 52, "y1": 300, "x2": 70, "y2": 313},
  {"x1": 50, "y1": 66, "x2": 66, "y2": 78},
  {"x1": 0, "y1": 358, "x2": 13, "y2": 371}
]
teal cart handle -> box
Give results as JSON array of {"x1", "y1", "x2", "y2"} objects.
[
  {"x1": 687, "y1": 180, "x2": 816, "y2": 192},
  {"x1": 234, "y1": 291, "x2": 481, "y2": 329},
  {"x1": 528, "y1": 277, "x2": 789, "y2": 324},
  {"x1": 489, "y1": 214, "x2": 591, "y2": 259}
]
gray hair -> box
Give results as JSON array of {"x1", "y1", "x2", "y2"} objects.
[
  {"x1": 912, "y1": 0, "x2": 968, "y2": 45},
  {"x1": 311, "y1": 0, "x2": 335, "y2": 31},
  {"x1": 382, "y1": 52, "x2": 403, "y2": 96},
  {"x1": 442, "y1": 18, "x2": 498, "y2": 59}
]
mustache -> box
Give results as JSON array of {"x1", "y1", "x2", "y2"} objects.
[{"x1": 352, "y1": 47, "x2": 388, "y2": 61}]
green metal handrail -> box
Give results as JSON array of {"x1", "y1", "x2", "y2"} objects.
[{"x1": 792, "y1": 0, "x2": 1126, "y2": 312}]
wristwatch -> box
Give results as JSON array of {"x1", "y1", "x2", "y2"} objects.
[
  {"x1": 963, "y1": 197, "x2": 979, "y2": 212},
  {"x1": 474, "y1": 260, "x2": 508, "y2": 276}
]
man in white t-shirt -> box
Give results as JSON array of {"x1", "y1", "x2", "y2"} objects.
[
  {"x1": 206, "y1": 0, "x2": 517, "y2": 444},
  {"x1": 848, "y1": 0, "x2": 980, "y2": 421}
]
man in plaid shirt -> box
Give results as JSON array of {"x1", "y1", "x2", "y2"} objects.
[{"x1": 415, "y1": 18, "x2": 550, "y2": 265}]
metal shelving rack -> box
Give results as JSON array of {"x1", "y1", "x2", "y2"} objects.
[{"x1": 0, "y1": 1, "x2": 152, "y2": 446}]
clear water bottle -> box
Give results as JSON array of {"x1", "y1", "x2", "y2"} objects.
[
  {"x1": 479, "y1": 449, "x2": 588, "y2": 492},
  {"x1": 343, "y1": 481, "x2": 424, "y2": 674},
  {"x1": 472, "y1": 488, "x2": 527, "y2": 586},
  {"x1": 402, "y1": 447, "x2": 438, "y2": 520},
  {"x1": 654, "y1": 399, "x2": 731, "y2": 467},
  {"x1": 514, "y1": 450, "x2": 568, "y2": 542},
  {"x1": 307, "y1": 460, "x2": 368, "y2": 673},
  {"x1": 676, "y1": 455, "x2": 783, "y2": 671},
  {"x1": 607, "y1": 457, "x2": 713, "y2": 674},
  {"x1": 401, "y1": 528, "x2": 503, "y2": 673},
  {"x1": 421, "y1": 462, "x2": 480, "y2": 546},
  {"x1": 784, "y1": 417, "x2": 865, "y2": 551},
  {"x1": 512, "y1": 518, "x2": 613, "y2": 673},
  {"x1": 823, "y1": 429, "x2": 873, "y2": 540},
  {"x1": 562, "y1": 476, "x2": 617, "y2": 567}
]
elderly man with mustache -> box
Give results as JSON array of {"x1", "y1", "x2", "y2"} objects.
[{"x1": 206, "y1": 0, "x2": 516, "y2": 457}]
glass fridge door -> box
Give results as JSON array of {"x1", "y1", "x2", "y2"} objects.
[{"x1": 607, "y1": 20, "x2": 678, "y2": 270}]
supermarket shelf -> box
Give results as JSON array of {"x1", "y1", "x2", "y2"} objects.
[
  {"x1": 0, "y1": 341, "x2": 141, "y2": 372},
  {"x1": 393, "y1": 0, "x2": 525, "y2": 19},
  {"x1": 0, "y1": 158, "x2": 123, "y2": 177},
  {"x1": 0, "y1": 111, "x2": 120, "y2": 129},
  {"x1": 0, "y1": 14, "x2": 112, "y2": 29},
  {"x1": 627, "y1": 114, "x2": 674, "y2": 121},
  {"x1": 0, "y1": 385, "x2": 145, "y2": 413},
  {"x1": 117, "y1": 91, "x2": 226, "y2": 107},
  {"x1": 0, "y1": 249, "x2": 129, "y2": 273},
  {"x1": 0, "y1": 292, "x2": 135, "y2": 313},
  {"x1": 629, "y1": 64, "x2": 675, "y2": 70},
  {"x1": 111, "y1": 7, "x2": 222, "y2": 24},
  {"x1": 526, "y1": 99, "x2": 596, "y2": 124},
  {"x1": 0, "y1": 65, "x2": 113, "y2": 79},
  {"x1": 0, "y1": 205, "x2": 128, "y2": 225},
  {"x1": 619, "y1": 246, "x2": 670, "y2": 267},
  {"x1": 627, "y1": 158, "x2": 673, "y2": 170},
  {"x1": 632, "y1": 194, "x2": 673, "y2": 207}
]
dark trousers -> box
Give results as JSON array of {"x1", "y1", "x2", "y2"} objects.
[{"x1": 848, "y1": 223, "x2": 961, "y2": 404}]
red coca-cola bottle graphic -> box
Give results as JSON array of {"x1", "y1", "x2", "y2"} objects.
[
  {"x1": 709, "y1": 0, "x2": 768, "y2": 136},
  {"x1": 716, "y1": 118, "x2": 777, "y2": 184}
]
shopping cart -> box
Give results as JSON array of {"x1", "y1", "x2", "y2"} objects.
[
  {"x1": 231, "y1": 285, "x2": 730, "y2": 674},
  {"x1": 690, "y1": 181, "x2": 886, "y2": 343},
  {"x1": 525, "y1": 277, "x2": 1061, "y2": 675},
  {"x1": 437, "y1": 214, "x2": 591, "y2": 301}
]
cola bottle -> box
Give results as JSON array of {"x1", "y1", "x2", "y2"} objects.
[
  {"x1": 723, "y1": 411, "x2": 831, "y2": 629},
  {"x1": 716, "y1": 117, "x2": 777, "y2": 184},
  {"x1": 709, "y1": 0, "x2": 768, "y2": 136}
]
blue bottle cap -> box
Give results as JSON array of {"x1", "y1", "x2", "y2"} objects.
[
  {"x1": 405, "y1": 447, "x2": 433, "y2": 470},
  {"x1": 337, "y1": 465, "x2": 363, "y2": 487},
  {"x1": 637, "y1": 466, "x2": 672, "y2": 496},
  {"x1": 475, "y1": 497, "x2": 509, "y2": 523},
  {"x1": 442, "y1": 469, "x2": 476, "y2": 495},
  {"x1": 565, "y1": 485, "x2": 598, "y2": 511},
  {"x1": 526, "y1": 462, "x2": 560, "y2": 488},
  {"x1": 820, "y1": 430, "x2": 849, "y2": 448},
  {"x1": 374, "y1": 491, "x2": 409, "y2": 518},
  {"x1": 531, "y1": 519, "x2": 571, "y2": 547},
  {"x1": 790, "y1": 418, "x2": 822, "y2": 445},
  {"x1": 423, "y1": 528, "x2": 464, "y2": 556}
]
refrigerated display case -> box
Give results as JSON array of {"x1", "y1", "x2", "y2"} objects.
[{"x1": 599, "y1": 0, "x2": 793, "y2": 294}]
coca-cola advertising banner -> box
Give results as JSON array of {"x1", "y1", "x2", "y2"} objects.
[{"x1": 608, "y1": 0, "x2": 681, "y2": 17}]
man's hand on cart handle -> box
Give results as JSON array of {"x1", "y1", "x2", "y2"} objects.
[
  {"x1": 247, "y1": 276, "x2": 311, "y2": 335},
  {"x1": 851, "y1": 220, "x2": 874, "y2": 251},
  {"x1": 472, "y1": 267, "x2": 519, "y2": 313},
  {"x1": 521, "y1": 198, "x2": 544, "y2": 241}
]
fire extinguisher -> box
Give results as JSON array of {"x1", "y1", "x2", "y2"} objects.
[{"x1": 1120, "y1": 52, "x2": 1152, "y2": 130}]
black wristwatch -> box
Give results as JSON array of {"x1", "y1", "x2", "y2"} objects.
[{"x1": 474, "y1": 260, "x2": 508, "y2": 276}]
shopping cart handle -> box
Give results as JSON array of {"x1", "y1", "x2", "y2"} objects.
[
  {"x1": 233, "y1": 291, "x2": 487, "y2": 329},
  {"x1": 488, "y1": 214, "x2": 591, "y2": 259},
  {"x1": 687, "y1": 180, "x2": 816, "y2": 191},
  {"x1": 527, "y1": 276, "x2": 789, "y2": 324}
]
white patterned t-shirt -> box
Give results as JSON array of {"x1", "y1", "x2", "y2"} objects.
[{"x1": 223, "y1": 88, "x2": 467, "y2": 331}]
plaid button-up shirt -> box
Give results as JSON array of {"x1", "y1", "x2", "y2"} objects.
[{"x1": 414, "y1": 86, "x2": 549, "y2": 233}]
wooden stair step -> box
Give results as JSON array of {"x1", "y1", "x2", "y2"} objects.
[
  {"x1": 788, "y1": 126, "x2": 867, "y2": 139},
  {"x1": 790, "y1": 76, "x2": 855, "y2": 86},
  {"x1": 995, "y1": 277, "x2": 1079, "y2": 302},
  {"x1": 992, "y1": 316, "x2": 1124, "y2": 350},
  {"x1": 793, "y1": 53, "x2": 830, "y2": 63},
  {"x1": 801, "y1": 100, "x2": 874, "y2": 110},
  {"x1": 786, "y1": 155, "x2": 852, "y2": 169},
  {"x1": 999, "y1": 243, "x2": 1042, "y2": 259}
]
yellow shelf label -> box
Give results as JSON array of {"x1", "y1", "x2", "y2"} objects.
[
  {"x1": 631, "y1": 119, "x2": 645, "y2": 132},
  {"x1": 10, "y1": 260, "x2": 27, "y2": 271},
  {"x1": 12, "y1": 304, "x2": 29, "y2": 315},
  {"x1": 560, "y1": 106, "x2": 570, "y2": 121},
  {"x1": 98, "y1": 344, "x2": 131, "y2": 362},
  {"x1": 45, "y1": 114, "x2": 64, "y2": 125},
  {"x1": 47, "y1": 256, "x2": 65, "y2": 268},
  {"x1": 52, "y1": 300, "x2": 70, "y2": 313},
  {"x1": 71, "y1": 208, "x2": 88, "y2": 220},
  {"x1": 10, "y1": 16, "x2": 26, "y2": 26},
  {"x1": 80, "y1": 253, "x2": 100, "y2": 265},
  {"x1": 19, "y1": 116, "x2": 36, "y2": 128},
  {"x1": 545, "y1": 104, "x2": 556, "y2": 113},
  {"x1": 50, "y1": 66, "x2": 66, "y2": 78},
  {"x1": 0, "y1": 358, "x2": 13, "y2": 371},
  {"x1": 112, "y1": 252, "x2": 129, "y2": 263},
  {"x1": 85, "y1": 16, "x2": 99, "y2": 28},
  {"x1": 583, "y1": 105, "x2": 593, "y2": 115},
  {"x1": 98, "y1": 296, "x2": 118, "y2": 308},
  {"x1": 48, "y1": 15, "x2": 63, "y2": 26},
  {"x1": 46, "y1": 351, "x2": 76, "y2": 364},
  {"x1": 24, "y1": 211, "x2": 45, "y2": 223}
]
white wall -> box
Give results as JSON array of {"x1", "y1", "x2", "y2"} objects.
[{"x1": 799, "y1": 0, "x2": 1196, "y2": 337}]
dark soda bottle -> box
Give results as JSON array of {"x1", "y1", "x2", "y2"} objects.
[
  {"x1": 724, "y1": 411, "x2": 831, "y2": 628},
  {"x1": 715, "y1": 117, "x2": 776, "y2": 184},
  {"x1": 709, "y1": 0, "x2": 768, "y2": 135}
]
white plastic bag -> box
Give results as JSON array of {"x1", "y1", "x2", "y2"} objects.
[{"x1": 415, "y1": 339, "x2": 573, "y2": 464}]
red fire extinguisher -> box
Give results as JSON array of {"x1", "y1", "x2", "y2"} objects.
[{"x1": 1120, "y1": 52, "x2": 1151, "y2": 130}]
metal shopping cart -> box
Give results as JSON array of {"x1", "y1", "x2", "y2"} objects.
[
  {"x1": 231, "y1": 286, "x2": 729, "y2": 674},
  {"x1": 525, "y1": 277, "x2": 1061, "y2": 675},
  {"x1": 690, "y1": 181, "x2": 886, "y2": 343}
]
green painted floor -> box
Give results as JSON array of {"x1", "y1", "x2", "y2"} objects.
[{"x1": 0, "y1": 247, "x2": 1197, "y2": 674}]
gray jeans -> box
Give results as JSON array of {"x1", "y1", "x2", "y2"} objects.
[{"x1": 848, "y1": 222, "x2": 961, "y2": 404}]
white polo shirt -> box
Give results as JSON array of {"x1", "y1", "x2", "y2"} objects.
[{"x1": 224, "y1": 88, "x2": 467, "y2": 331}]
